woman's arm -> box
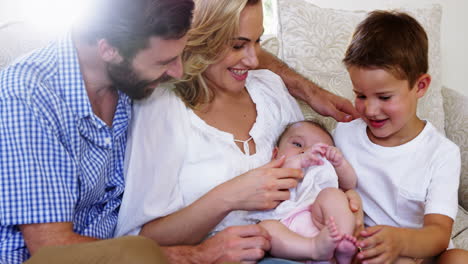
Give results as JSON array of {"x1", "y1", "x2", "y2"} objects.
[
  {"x1": 140, "y1": 157, "x2": 303, "y2": 245},
  {"x1": 257, "y1": 48, "x2": 359, "y2": 122},
  {"x1": 140, "y1": 186, "x2": 232, "y2": 245}
]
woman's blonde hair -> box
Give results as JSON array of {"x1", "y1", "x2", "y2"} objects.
[{"x1": 173, "y1": 0, "x2": 260, "y2": 108}]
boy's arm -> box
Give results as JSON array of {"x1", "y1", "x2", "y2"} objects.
[
  {"x1": 357, "y1": 214, "x2": 453, "y2": 263},
  {"x1": 257, "y1": 48, "x2": 359, "y2": 122}
]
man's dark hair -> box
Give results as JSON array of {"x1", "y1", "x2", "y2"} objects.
[
  {"x1": 343, "y1": 10, "x2": 428, "y2": 88},
  {"x1": 76, "y1": 0, "x2": 194, "y2": 59}
]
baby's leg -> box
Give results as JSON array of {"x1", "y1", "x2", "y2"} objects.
[
  {"x1": 310, "y1": 188, "x2": 357, "y2": 264},
  {"x1": 259, "y1": 218, "x2": 341, "y2": 261}
]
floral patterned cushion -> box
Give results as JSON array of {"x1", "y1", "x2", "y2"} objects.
[{"x1": 443, "y1": 87, "x2": 468, "y2": 211}]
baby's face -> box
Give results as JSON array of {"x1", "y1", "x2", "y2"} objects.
[{"x1": 275, "y1": 122, "x2": 333, "y2": 159}]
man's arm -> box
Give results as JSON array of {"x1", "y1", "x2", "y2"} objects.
[
  {"x1": 257, "y1": 48, "x2": 359, "y2": 122},
  {"x1": 22, "y1": 223, "x2": 270, "y2": 264},
  {"x1": 161, "y1": 225, "x2": 271, "y2": 264},
  {"x1": 20, "y1": 222, "x2": 98, "y2": 255}
]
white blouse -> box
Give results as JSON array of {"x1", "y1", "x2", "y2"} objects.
[{"x1": 115, "y1": 70, "x2": 304, "y2": 237}]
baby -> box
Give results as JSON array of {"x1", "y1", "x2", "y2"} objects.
[{"x1": 249, "y1": 120, "x2": 358, "y2": 263}]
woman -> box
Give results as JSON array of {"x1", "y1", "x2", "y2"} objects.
[{"x1": 116, "y1": 0, "x2": 359, "y2": 262}]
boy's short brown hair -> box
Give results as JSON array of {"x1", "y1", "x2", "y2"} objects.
[{"x1": 343, "y1": 10, "x2": 428, "y2": 88}]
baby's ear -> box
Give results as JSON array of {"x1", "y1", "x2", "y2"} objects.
[
  {"x1": 272, "y1": 147, "x2": 279, "y2": 159},
  {"x1": 415, "y1": 73, "x2": 431, "y2": 98}
]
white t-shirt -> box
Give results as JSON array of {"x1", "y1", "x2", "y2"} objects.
[
  {"x1": 334, "y1": 119, "x2": 460, "y2": 228},
  {"x1": 248, "y1": 160, "x2": 338, "y2": 221},
  {"x1": 115, "y1": 70, "x2": 304, "y2": 236}
]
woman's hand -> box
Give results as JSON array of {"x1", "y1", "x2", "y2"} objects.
[{"x1": 217, "y1": 156, "x2": 303, "y2": 211}]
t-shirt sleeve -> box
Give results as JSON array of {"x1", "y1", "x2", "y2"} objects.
[
  {"x1": 0, "y1": 97, "x2": 77, "y2": 225},
  {"x1": 115, "y1": 86, "x2": 188, "y2": 237},
  {"x1": 425, "y1": 142, "x2": 461, "y2": 220}
]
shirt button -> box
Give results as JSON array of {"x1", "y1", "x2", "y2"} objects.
[{"x1": 104, "y1": 137, "x2": 112, "y2": 145}]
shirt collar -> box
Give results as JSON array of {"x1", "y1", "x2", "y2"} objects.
[
  {"x1": 55, "y1": 33, "x2": 132, "y2": 128},
  {"x1": 55, "y1": 33, "x2": 94, "y2": 120}
]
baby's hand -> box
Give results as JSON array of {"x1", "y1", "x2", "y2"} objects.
[
  {"x1": 324, "y1": 146, "x2": 344, "y2": 167},
  {"x1": 283, "y1": 144, "x2": 327, "y2": 169},
  {"x1": 308, "y1": 143, "x2": 328, "y2": 157},
  {"x1": 299, "y1": 147, "x2": 324, "y2": 168}
]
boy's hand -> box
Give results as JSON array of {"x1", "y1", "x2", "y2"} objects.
[
  {"x1": 324, "y1": 146, "x2": 345, "y2": 167},
  {"x1": 356, "y1": 225, "x2": 404, "y2": 264}
]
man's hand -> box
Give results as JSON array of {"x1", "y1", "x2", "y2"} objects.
[
  {"x1": 257, "y1": 48, "x2": 359, "y2": 122},
  {"x1": 356, "y1": 225, "x2": 403, "y2": 264},
  {"x1": 195, "y1": 225, "x2": 271, "y2": 264},
  {"x1": 308, "y1": 88, "x2": 360, "y2": 122}
]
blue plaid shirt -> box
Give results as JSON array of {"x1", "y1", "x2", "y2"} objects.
[{"x1": 0, "y1": 35, "x2": 131, "y2": 264}]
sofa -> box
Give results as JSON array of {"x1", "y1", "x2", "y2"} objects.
[
  {"x1": 0, "y1": 0, "x2": 467, "y2": 250},
  {"x1": 261, "y1": 0, "x2": 468, "y2": 249}
]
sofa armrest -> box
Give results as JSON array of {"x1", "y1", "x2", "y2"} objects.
[{"x1": 442, "y1": 87, "x2": 468, "y2": 211}]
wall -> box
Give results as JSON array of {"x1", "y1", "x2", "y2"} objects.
[{"x1": 282, "y1": 0, "x2": 468, "y2": 96}]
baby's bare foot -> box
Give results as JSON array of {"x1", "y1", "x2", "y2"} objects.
[
  {"x1": 311, "y1": 217, "x2": 341, "y2": 261},
  {"x1": 335, "y1": 234, "x2": 357, "y2": 264}
]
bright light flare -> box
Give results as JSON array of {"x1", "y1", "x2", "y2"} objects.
[{"x1": 17, "y1": 0, "x2": 91, "y2": 33}]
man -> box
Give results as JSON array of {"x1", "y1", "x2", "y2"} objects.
[{"x1": 0, "y1": 0, "x2": 358, "y2": 263}]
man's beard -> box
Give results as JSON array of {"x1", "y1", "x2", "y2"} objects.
[{"x1": 107, "y1": 60, "x2": 172, "y2": 100}]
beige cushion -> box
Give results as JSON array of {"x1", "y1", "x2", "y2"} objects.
[
  {"x1": 453, "y1": 206, "x2": 468, "y2": 249},
  {"x1": 275, "y1": 0, "x2": 445, "y2": 134},
  {"x1": 0, "y1": 22, "x2": 56, "y2": 69},
  {"x1": 443, "y1": 87, "x2": 468, "y2": 210}
]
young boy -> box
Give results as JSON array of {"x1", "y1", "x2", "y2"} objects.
[
  {"x1": 249, "y1": 120, "x2": 358, "y2": 263},
  {"x1": 335, "y1": 10, "x2": 463, "y2": 263}
]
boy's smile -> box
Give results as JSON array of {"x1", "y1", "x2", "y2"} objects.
[{"x1": 348, "y1": 66, "x2": 429, "y2": 147}]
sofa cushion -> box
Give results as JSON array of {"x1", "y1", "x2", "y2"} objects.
[
  {"x1": 443, "y1": 87, "x2": 468, "y2": 210},
  {"x1": 0, "y1": 22, "x2": 57, "y2": 70},
  {"x1": 453, "y1": 206, "x2": 468, "y2": 249},
  {"x1": 275, "y1": 0, "x2": 445, "y2": 134}
]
